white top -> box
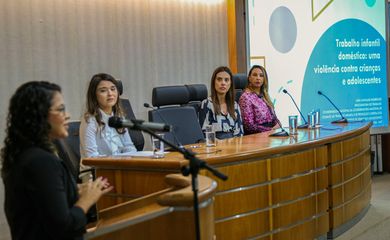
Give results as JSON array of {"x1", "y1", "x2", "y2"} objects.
[{"x1": 79, "y1": 109, "x2": 137, "y2": 159}]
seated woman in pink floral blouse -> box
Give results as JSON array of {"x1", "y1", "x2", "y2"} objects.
[{"x1": 238, "y1": 65, "x2": 280, "y2": 134}]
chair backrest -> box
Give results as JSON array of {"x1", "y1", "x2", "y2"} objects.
[
  {"x1": 66, "y1": 121, "x2": 82, "y2": 158},
  {"x1": 53, "y1": 120, "x2": 81, "y2": 181},
  {"x1": 56, "y1": 122, "x2": 97, "y2": 220},
  {"x1": 116, "y1": 79, "x2": 124, "y2": 95},
  {"x1": 120, "y1": 98, "x2": 145, "y2": 151},
  {"x1": 149, "y1": 86, "x2": 204, "y2": 145},
  {"x1": 185, "y1": 84, "x2": 208, "y2": 115},
  {"x1": 233, "y1": 73, "x2": 247, "y2": 102},
  {"x1": 152, "y1": 85, "x2": 190, "y2": 107},
  {"x1": 116, "y1": 79, "x2": 145, "y2": 151}
]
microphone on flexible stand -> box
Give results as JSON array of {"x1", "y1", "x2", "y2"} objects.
[
  {"x1": 144, "y1": 103, "x2": 185, "y2": 149},
  {"x1": 108, "y1": 116, "x2": 171, "y2": 131},
  {"x1": 282, "y1": 89, "x2": 309, "y2": 129},
  {"x1": 317, "y1": 91, "x2": 348, "y2": 124},
  {"x1": 269, "y1": 117, "x2": 289, "y2": 137}
]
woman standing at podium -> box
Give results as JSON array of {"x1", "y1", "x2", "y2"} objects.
[
  {"x1": 80, "y1": 73, "x2": 137, "y2": 160},
  {"x1": 199, "y1": 66, "x2": 244, "y2": 139},
  {"x1": 1, "y1": 81, "x2": 112, "y2": 240},
  {"x1": 239, "y1": 65, "x2": 280, "y2": 134}
]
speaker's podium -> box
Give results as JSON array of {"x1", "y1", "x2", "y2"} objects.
[{"x1": 84, "y1": 174, "x2": 217, "y2": 240}]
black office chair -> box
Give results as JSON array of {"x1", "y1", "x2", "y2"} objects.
[
  {"x1": 54, "y1": 121, "x2": 84, "y2": 182},
  {"x1": 120, "y1": 98, "x2": 145, "y2": 151},
  {"x1": 148, "y1": 85, "x2": 204, "y2": 146},
  {"x1": 54, "y1": 120, "x2": 98, "y2": 222},
  {"x1": 185, "y1": 84, "x2": 208, "y2": 116},
  {"x1": 233, "y1": 73, "x2": 247, "y2": 102},
  {"x1": 116, "y1": 80, "x2": 145, "y2": 151},
  {"x1": 54, "y1": 139, "x2": 79, "y2": 181}
]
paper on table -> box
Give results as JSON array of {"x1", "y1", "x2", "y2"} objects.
[{"x1": 115, "y1": 151, "x2": 155, "y2": 157}]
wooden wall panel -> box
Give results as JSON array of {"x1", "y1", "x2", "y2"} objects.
[{"x1": 227, "y1": 0, "x2": 237, "y2": 73}]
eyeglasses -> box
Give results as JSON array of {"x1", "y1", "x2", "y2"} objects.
[{"x1": 50, "y1": 105, "x2": 66, "y2": 115}]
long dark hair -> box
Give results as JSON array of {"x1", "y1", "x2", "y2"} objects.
[
  {"x1": 1, "y1": 81, "x2": 61, "y2": 178},
  {"x1": 210, "y1": 66, "x2": 237, "y2": 120},
  {"x1": 84, "y1": 73, "x2": 125, "y2": 134},
  {"x1": 247, "y1": 65, "x2": 274, "y2": 108}
]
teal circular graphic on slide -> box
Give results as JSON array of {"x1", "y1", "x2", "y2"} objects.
[
  {"x1": 365, "y1": 0, "x2": 376, "y2": 7},
  {"x1": 301, "y1": 19, "x2": 387, "y2": 127},
  {"x1": 269, "y1": 6, "x2": 297, "y2": 53}
]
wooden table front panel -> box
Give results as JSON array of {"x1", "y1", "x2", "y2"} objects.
[
  {"x1": 205, "y1": 146, "x2": 329, "y2": 239},
  {"x1": 96, "y1": 169, "x2": 178, "y2": 209},
  {"x1": 83, "y1": 122, "x2": 372, "y2": 240},
  {"x1": 92, "y1": 196, "x2": 215, "y2": 240},
  {"x1": 328, "y1": 129, "x2": 371, "y2": 231}
]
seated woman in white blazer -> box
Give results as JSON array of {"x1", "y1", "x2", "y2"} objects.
[{"x1": 79, "y1": 73, "x2": 137, "y2": 161}]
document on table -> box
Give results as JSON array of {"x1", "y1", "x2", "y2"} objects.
[{"x1": 115, "y1": 151, "x2": 155, "y2": 157}]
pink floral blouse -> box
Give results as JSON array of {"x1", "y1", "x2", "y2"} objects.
[{"x1": 238, "y1": 91, "x2": 278, "y2": 134}]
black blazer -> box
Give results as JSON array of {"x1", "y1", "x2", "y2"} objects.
[{"x1": 3, "y1": 147, "x2": 87, "y2": 240}]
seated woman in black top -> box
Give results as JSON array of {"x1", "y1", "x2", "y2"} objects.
[
  {"x1": 199, "y1": 66, "x2": 244, "y2": 139},
  {"x1": 1, "y1": 81, "x2": 113, "y2": 240}
]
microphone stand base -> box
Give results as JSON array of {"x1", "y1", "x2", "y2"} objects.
[
  {"x1": 331, "y1": 118, "x2": 348, "y2": 124},
  {"x1": 269, "y1": 130, "x2": 289, "y2": 137},
  {"x1": 297, "y1": 124, "x2": 309, "y2": 129}
]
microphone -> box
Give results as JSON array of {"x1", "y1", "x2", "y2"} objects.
[
  {"x1": 269, "y1": 116, "x2": 289, "y2": 137},
  {"x1": 108, "y1": 116, "x2": 171, "y2": 132},
  {"x1": 282, "y1": 89, "x2": 309, "y2": 129},
  {"x1": 144, "y1": 103, "x2": 185, "y2": 148},
  {"x1": 317, "y1": 91, "x2": 348, "y2": 124},
  {"x1": 143, "y1": 103, "x2": 153, "y2": 108}
]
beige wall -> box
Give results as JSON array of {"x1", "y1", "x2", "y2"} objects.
[{"x1": 0, "y1": 0, "x2": 229, "y2": 238}]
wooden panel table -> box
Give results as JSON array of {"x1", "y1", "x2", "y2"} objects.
[
  {"x1": 83, "y1": 122, "x2": 372, "y2": 240},
  {"x1": 84, "y1": 174, "x2": 217, "y2": 240}
]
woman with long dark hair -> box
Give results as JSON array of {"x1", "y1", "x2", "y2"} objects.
[
  {"x1": 199, "y1": 66, "x2": 243, "y2": 139},
  {"x1": 80, "y1": 73, "x2": 137, "y2": 159},
  {"x1": 1, "y1": 81, "x2": 112, "y2": 240}
]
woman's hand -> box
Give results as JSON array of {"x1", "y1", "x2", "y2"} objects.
[{"x1": 75, "y1": 176, "x2": 113, "y2": 214}]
